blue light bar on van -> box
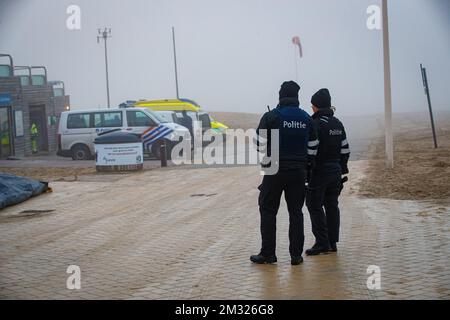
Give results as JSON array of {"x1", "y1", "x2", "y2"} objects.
[
  {"x1": 179, "y1": 98, "x2": 200, "y2": 107},
  {"x1": 118, "y1": 100, "x2": 137, "y2": 108}
]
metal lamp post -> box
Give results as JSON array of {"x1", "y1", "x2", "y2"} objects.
[
  {"x1": 172, "y1": 27, "x2": 180, "y2": 99},
  {"x1": 97, "y1": 28, "x2": 112, "y2": 108},
  {"x1": 420, "y1": 64, "x2": 438, "y2": 148},
  {"x1": 382, "y1": 0, "x2": 394, "y2": 168}
]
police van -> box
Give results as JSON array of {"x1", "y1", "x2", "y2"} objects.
[
  {"x1": 57, "y1": 108, "x2": 190, "y2": 160},
  {"x1": 132, "y1": 99, "x2": 228, "y2": 146}
]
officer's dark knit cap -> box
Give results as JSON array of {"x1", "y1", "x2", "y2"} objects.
[
  {"x1": 279, "y1": 81, "x2": 301, "y2": 100},
  {"x1": 311, "y1": 88, "x2": 332, "y2": 109}
]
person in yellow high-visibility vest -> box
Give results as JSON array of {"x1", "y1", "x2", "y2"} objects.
[
  {"x1": 31, "y1": 123, "x2": 38, "y2": 154},
  {"x1": 0, "y1": 129, "x2": 10, "y2": 156}
]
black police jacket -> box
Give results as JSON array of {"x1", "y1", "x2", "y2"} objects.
[
  {"x1": 257, "y1": 98, "x2": 318, "y2": 171},
  {"x1": 311, "y1": 108, "x2": 350, "y2": 174}
]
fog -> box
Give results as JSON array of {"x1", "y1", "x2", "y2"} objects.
[{"x1": 0, "y1": 0, "x2": 449, "y2": 116}]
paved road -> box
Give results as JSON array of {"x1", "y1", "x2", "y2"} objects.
[{"x1": 0, "y1": 162, "x2": 449, "y2": 299}]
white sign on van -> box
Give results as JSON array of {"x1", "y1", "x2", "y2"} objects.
[{"x1": 95, "y1": 143, "x2": 143, "y2": 166}]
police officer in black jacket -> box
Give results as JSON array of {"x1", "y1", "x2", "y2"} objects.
[
  {"x1": 251, "y1": 81, "x2": 319, "y2": 265},
  {"x1": 306, "y1": 88, "x2": 350, "y2": 255}
]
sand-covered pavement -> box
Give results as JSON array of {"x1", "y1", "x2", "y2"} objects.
[
  {"x1": 0, "y1": 160, "x2": 448, "y2": 300},
  {"x1": 360, "y1": 113, "x2": 450, "y2": 202},
  {"x1": 0, "y1": 111, "x2": 449, "y2": 299}
]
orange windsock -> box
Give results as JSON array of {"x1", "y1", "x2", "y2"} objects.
[{"x1": 292, "y1": 36, "x2": 303, "y2": 58}]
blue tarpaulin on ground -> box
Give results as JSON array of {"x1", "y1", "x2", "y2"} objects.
[{"x1": 0, "y1": 173, "x2": 49, "y2": 209}]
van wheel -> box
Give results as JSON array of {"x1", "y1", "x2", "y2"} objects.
[{"x1": 71, "y1": 145, "x2": 91, "y2": 160}]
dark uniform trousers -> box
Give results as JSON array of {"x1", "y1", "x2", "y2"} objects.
[
  {"x1": 306, "y1": 164, "x2": 342, "y2": 246},
  {"x1": 259, "y1": 169, "x2": 306, "y2": 257}
]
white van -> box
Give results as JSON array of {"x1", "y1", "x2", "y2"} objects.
[
  {"x1": 153, "y1": 110, "x2": 214, "y2": 147},
  {"x1": 57, "y1": 108, "x2": 190, "y2": 160}
]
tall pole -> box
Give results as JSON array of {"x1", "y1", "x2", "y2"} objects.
[
  {"x1": 104, "y1": 33, "x2": 111, "y2": 108},
  {"x1": 172, "y1": 27, "x2": 180, "y2": 99},
  {"x1": 98, "y1": 28, "x2": 112, "y2": 108},
  {"x1": 293, "y1": 46, "x2": 299, "y2": 82},
  {"x1": 382, "y1": 0, "x2": 394, "y2": 168},
  {"x1": 420, "y1": 64, "x2": 438, "y2": 148}
]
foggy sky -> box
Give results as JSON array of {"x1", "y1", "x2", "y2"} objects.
[{"x1": 0, "y1": 0, "x2": 449, "y2": 116}]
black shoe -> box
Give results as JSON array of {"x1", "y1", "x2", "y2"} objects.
[
  {"x1": 329, "y1": 243, "x2": 338, "y2": 252},
  {"x1": 250, "y1": 254, "x2": 277, "y2": 264},
  {"x1": 305, "y1": 244, "x2": 331, "y2": 256},
  {"x1": 291, "y1": 256, "x2": 304, "y2": 265}
]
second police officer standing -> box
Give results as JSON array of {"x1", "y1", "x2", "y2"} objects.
[{"x1": 306, "y1": 88, "x2": 350, "y2": 255}]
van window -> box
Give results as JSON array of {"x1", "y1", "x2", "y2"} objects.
[
  {"x1": 154, "y1": 112, "x2": 175, "y2": 123},
  {"x1": 175, "y1": 112, "x2": 192, "y2": 127},
  {"x1": 147, "y1": 110, "x2": 168, "y2": 123},
  {"x1": 94, "y1": 112, "x2": 123, "y2": 128},
  {"x1": 170, "y1": 113, "x2": 183, "y2": 125},
  {"x1": 127, "y1": 110, "x2": 155, "y2": 127},
  {"x1": 198, "y1": 113, "x2": 211, "y2": 129},
  {"x1": 67, "y1": 113, "x2": 90, "y2": 129}
]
